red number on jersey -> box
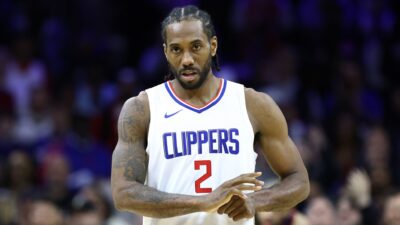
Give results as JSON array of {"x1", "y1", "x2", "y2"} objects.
[{"x1": 194, "y1": 160, "x2": 212, "y2": 193}]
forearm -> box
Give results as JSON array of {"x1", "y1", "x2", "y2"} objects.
[
  {"x1": 114, "y1": 181, "x2": 205, "y2": 218},
  {"x1": 249, "y1": 171, "x2": 309, "y2": 212}
]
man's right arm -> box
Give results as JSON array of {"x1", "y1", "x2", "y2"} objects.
[{"x1": 111, "y1": 92, "x2": 263, "y2": 218}]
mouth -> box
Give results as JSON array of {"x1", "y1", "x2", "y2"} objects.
[
  {"x1": 180, "y1": 70, "x2": 198, "y2": 81},
  {"x1": 181, "y1": 70, "x2": 198, "y2": 75}
]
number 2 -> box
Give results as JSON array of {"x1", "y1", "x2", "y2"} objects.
[{"x1": 194, "y1": 160, "x2": 212, "y2": 193}]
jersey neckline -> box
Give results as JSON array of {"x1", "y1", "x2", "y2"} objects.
[{"x1": 164, "y1": 79, "x2": 227, "y2": 113}]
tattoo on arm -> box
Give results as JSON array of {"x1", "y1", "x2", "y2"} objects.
[
  {"x1": 118, "y1": 97, "x2": 146, "y2": 143},
  {"x1": 124, "y1": 144, "x2": 148, "y2": 183},
  {"x1": 112, "y1": 95, "x2": 204, "y2": 217},
  {"x1": 113, "y1": 96, "x2": 148, "y2": 183}
]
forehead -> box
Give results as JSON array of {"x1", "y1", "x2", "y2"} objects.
[{"x1": 165, "y1": 20, "x2": 208, "y2": 44}]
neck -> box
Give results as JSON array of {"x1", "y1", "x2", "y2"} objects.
[{"x1": 171, "y1": 72, "x2": 220, "y2": 107}]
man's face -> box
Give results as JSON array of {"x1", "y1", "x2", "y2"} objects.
[{"x1": 164, "y1": 20, "x2": 217, "y2": 90}]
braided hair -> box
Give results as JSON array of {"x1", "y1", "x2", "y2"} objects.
[{"x1": 161, "y1": 5, "x2": 220, "y2": 81}]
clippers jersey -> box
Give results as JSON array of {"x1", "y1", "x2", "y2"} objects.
[{"x1": 144, "y1": 79, "x2": 257, "y2": 225}]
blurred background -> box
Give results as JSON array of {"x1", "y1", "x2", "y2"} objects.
[{"x1": 0, "y1": 0, "x2": 399, "y2": 225}]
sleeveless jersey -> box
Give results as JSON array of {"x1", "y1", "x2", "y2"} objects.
[{"x1": 144, "y1": 79, "x2": 257, "y2": 225}]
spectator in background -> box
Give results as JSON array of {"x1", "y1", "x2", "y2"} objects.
[
  {"x1": 0, "y1": 112, "x2": 16, "y2": 158},
  {"x1": 28, "y1": 198, "x2": 64, "y2": 225},
  {"x1": 39, "y1": 153, "x2": 74, "y2": 212},
  {"x1": 83, "y1": 182, "x2": 136, "y2": 225},
  {"x1": 331, "y1": 111, "x2": 361, "y2": 183},
  {"x1": 0, "y1": 189, "x2": 15, "y2": 225},
  {"x1": 260, "y1": 46, "x2": 299, "y2": 107},
  {"x1": 363, "y1": 125, "x2": 397, "y2": 219},
  {"x1": 0, "y1": 49, "x2": 16, "y2": 159},
  {"x1": 337, "y1": 197, "x2": 362, "y2": 225},
  {"x1": 0, "y1": 48, "x2": 14, "y2": 115},
  {"x1": 5, "y1": 150, "x2": 36, "y2": 195},
  {"x1": 68, "y1": 199, "x2": 103, "y2": 225},
  {"x1": 0, "y1": 150, "x2": 37, "y2": 224},
  {"x1": 3, "y1": 36, "x2": 48, "y2": 116},
  {"x1": 13, "y1": 86, "x2": 53, "y2": 146},
  {"x1": 256, "y1": 210, "x2": 310, "y2": 225},
  {"x1": 383, "y1": 193, "x2": 400, "y2": 225},
  {"x1": 305, "y1": 196, "x2": 336, "y2": 225},
  {"x1": 337, "y1": 170, "x2": 370, "y2": 225},
  {"x1": 297, "y1": 125, "x2": 337, "y2": 197},
  {"x1": 333, "y1": 60, "x2": 383, "y2": 122}
]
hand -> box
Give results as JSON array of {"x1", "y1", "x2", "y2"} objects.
[
  {"x1": 217, "y1": 195, "x2": 256, "y2": 221},
  {"x1": 346, "y1": 169, "x2": 371, "y2": 208},
  {"x1": 201, "y1": 172, "x2": 263, "y2": 212}
]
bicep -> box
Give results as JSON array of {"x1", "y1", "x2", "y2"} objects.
[
  {"x1": 251, "y1": 92, "x2": 305, "y2": 178},
  {"x1": 258, "y1": 134, "x2": 304, "y2": 178},
  {"x1": 112, "y1": 140, "x2": 148, "y2": 183},
  {"x1": 111, "y1": 95, "x2": 149, "y2": 185}
]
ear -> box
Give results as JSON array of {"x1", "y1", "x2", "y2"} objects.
[
  {"x1": 210, "y1": 36, "x2": 218, "y2": 57},
  {"x1": 163, "y1": 43, "x2": 168, "y2": 58}
]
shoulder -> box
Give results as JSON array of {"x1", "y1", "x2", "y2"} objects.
[
  {"x1": 121, "y1": 91, "x2": 149, "y2": 116},
  {"x1": 244, "y1": 88, "x2": 287, "y2": 134},
  {"x1": 244, "y1": 88, "x2": 277, "y2": 111},
  {"x1": 118, "y1": 91, "x2": 150, "y2": 133}
]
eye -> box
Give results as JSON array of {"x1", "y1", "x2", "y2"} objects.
[
  {"x1": 193, "y1": 43, "x2": 202, "y2": 51},
  {"x1": 171, "y1": 46, "x2": 181, "y2": 54}
]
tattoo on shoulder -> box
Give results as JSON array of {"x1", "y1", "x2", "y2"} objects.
[{"x1": 118, "y1": 97, "x2": 147, "y2": 143}]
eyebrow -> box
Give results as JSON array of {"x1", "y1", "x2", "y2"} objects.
[{"x1": 168, "y1": 39, "x2": 204, "y2": 47}]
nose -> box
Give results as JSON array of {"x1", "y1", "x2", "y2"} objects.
[{"x1": 182, "y1": 51, "x2": 194, "y2": 67}]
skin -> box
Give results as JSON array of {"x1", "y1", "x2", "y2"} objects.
[
  {"x1": 111, "y1": 19, "x2": 309, "y2": 220},
  {"x1": 217, "y1": 87, "x2": 310, "y2": 221},
  {"x1": 384, "y1": 194, "x2": 400, "y2": 225},
  {"x1": 29, "y1": 201, "x2": 64, "y2": 225}
]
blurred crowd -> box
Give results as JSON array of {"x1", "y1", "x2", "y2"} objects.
[{"x1": 0, "y1": 0, "x2": 399, "y2": 224}]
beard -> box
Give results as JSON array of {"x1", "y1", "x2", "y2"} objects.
[{"x1": 168, "y1": 54, "x2": 212, "y2": 90}]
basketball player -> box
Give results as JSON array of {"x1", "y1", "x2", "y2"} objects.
[{"x1": 111, "y1": 5, "x2": 309, "y2": 225}]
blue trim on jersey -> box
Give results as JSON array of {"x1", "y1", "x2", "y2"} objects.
[{"x1": 164, "y1": 79, "x2": 227, "y2": 113}]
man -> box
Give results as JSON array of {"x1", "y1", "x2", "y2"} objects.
[
  {"x1": 383, "y1": 193, "x2": 400, "y2": 225},
  {"x1": 111, "y1": 5, "x2": 309, "y2": 225},
  {"x1": 27, "y1": 198, "x2": 64, "y2": 225},
  {"x1": 305, "y1": 196, "x2": 336, "y2": 225}
]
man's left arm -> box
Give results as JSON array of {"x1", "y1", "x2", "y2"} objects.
[{"x1": 218, "y1": 89, "x2": 309, "y2": 220}]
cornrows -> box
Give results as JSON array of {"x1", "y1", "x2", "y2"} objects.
[{"x1": 162, "y1": 5, "x2": 221, "y2": 81}]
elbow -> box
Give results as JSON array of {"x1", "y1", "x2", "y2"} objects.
[
  {"x1": 112, "y1": 186, "x2": 133, "y2": 212},
  {"x1": 284, "y1": 177, "x2": 310, "y2": 211},
  {"x1": 296, "y1": 171, "x2": 310, "y2": 205},
  {"x1": 114, "y1": 198, "x2": 125, "y2": 212},
  {"x1": 287, "y1": 172, "x2": 310, "y2": 209},
  {"x1": 300, "y1": 177, "x2": 310, "y2": 202},
  {"x1": 113, "y1": 190, "x2": 126, "y2": 211}
]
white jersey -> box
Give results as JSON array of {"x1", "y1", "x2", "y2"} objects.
[{"x1": 144, "y1": 79, "x2": 257, "y2": 225}]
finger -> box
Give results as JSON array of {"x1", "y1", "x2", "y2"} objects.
[
  {"x1": 229, "y1": 205, "x2": 246, "y2": 218},
  {"x1": 221, "y1": 196, "x2": 242, "y2": 214},
  {"x1": 217, "y1": 202, "x2": 229, "y2": 214},
  {"x1": 218, "y1": 195, "x2": 241, "y2": 214},
  {"x1": 235, "y1": 184, "x2": 263, "y2": 191},
  {"x1": 220, "y1": 200, "x2": 236, "y2": 214},
  {"x1": 230, "y1": 188, "x2": 247, "y2": 199},
  {"x1": 232, "y1": 208, "x2": 249, "y2": 221},
  {"x1": 230, "y1": 177, "x2": 265, "y2": 187},
  {"x1": 225, "y1": 172, "x2": 262, "y2": 186},
  {"x1": 225, "y1": 198, "x2": 244, "y2": 215},
  {"x1": 238, "y1": 172, "x2": 262, "y2": 178}
]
